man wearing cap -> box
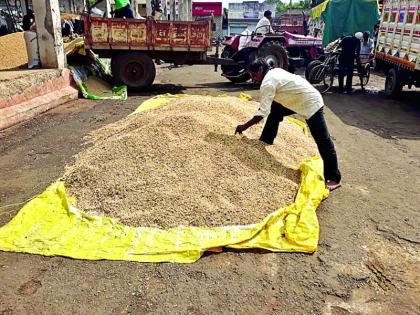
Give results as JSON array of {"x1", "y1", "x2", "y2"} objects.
[
  {"x1": 255, "y1": 10, "x2": 273, "y2": 35},
  {"x1": 337, "y1": 32, "x2": 362, "y2": 93},
  {"x1": 234, "y1": 59, "x2": 342, "y2": 191}
]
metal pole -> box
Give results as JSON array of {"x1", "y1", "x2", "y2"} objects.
[{"x1": 4, "y1": 0, "x2": 17, "y2": 32}]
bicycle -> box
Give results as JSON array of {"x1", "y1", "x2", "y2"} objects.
[
  {"x1": 307, "y1": 50, "x2": 373, "y2": 94},
  {"x1": 307, "y1": 49, "x2": 340, "y2": 94}
]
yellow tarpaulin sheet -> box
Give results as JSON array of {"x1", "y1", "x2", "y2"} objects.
[{"x1": 0, "y1": 94, "x2": 329, "y2": 263}]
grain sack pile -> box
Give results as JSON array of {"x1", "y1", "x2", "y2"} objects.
[
  {"x1": 64, "y1": 96, "x2": 317, "y2": 228},
  {"x1": 0, "y1": 32, "x2": 28, "y2": 70}
]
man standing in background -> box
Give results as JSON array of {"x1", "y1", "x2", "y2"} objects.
[{"x1": 337, "y1": 32, "x2": 362, "y2": 94}]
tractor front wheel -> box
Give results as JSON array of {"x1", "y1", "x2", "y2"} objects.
[{"x1": 221, "y1": 45, "x2": 252, "y2": 83}]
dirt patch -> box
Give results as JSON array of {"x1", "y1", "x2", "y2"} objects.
[
  {"x1": 0, "y1": 32, "x2": 28, "y2": 70},
  {"x1": 17, "y1": 280, "x2": 42, "y2": 296},
  {"x1": 324, "y1": 231, "x2": 420, "y2": 315},
  {"x1": 64, "y1": 96, "x2": 317, "y2": 228}
]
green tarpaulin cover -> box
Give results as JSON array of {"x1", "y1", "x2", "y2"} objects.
[{"x1": 321, "y1": 0, "x2": 380, "y2": 46}]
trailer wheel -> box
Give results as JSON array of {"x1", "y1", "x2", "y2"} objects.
[
  {"x1": 257, "y1": 41, "x2": 288, "y2": 70},
  {"x1": 385, "y1": 68, "x2": 403, "y2": 98},
  {"x1": 112, "y1": 52, "x2": 156, "y2": 89}
]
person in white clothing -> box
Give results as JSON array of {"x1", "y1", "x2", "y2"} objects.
[
  {"x1": 238, "y1": 27, "x2": 252, "y2": 50},
  {"x1": 360, "y1": 31, "x2": 374, "y2": 63},
  {"x1": 235, "y1": 59, "x2": 342, "y2": 191},
  {"x1": 255, "y1": 10, "x2": 273, "y2": 35}
]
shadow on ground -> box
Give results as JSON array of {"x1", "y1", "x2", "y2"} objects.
[{"x1": 324, "y1": 89, "x2": 420, "y2": 140}]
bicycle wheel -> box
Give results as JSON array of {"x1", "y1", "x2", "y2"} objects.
[
  {"x1": 312, "y1": 65, "x2": 334, "y2": 94},
  {"x1": 362, "y1": 64, "x2": 371, "y2": 86},
  {"x1": 308, "y1": 64, "x2": 326, "y2": 84}
]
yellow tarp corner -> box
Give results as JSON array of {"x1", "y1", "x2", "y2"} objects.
[{"x1": 0, "y1": 94, "x2": 328, "y2": 263}]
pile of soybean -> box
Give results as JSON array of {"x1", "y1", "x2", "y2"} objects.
[{"x1": 64, "y1": 96, "x2": 317, "y2": 228}]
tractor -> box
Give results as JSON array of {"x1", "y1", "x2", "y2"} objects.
[{"x1": 220, "y1": 29, "x2": 323, "y2": 83}]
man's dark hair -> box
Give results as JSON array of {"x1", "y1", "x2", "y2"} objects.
[
  {"x1": 363, "y1": 31, "x2": 370, "y2": 40},
  {"x1": 249, "y1": 58, "x2": 269, "y2": 73},
  {"x1": 264, "y1": 10, "x2": 272, "y2": 18}
]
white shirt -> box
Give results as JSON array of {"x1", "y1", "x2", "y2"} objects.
[
  {"x1": 360, "y1": 38, "x2": 374, "y2": 63},
  {"x1": 360, "y1": 38, "x2": 374, "y2": 55},
  {"x1": 238, "y1": 28, "x2": 252, "y2": 50},
  {"x1": 255, "y1": 17, "x2": 272, "y2": 35},
  {"x1": 255, "y1": 68, "x2": 324, "y2": 119}
]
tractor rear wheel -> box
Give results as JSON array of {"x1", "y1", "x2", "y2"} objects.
[
  {"x1": 111, "y1": 52, "x2": 156, "y2": 90},
  {"x1": 257, "y1": 41, "x2": 289, "y2": 70}
]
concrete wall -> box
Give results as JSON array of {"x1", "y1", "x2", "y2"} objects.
[{"x1": 228, "y1": 1, "x2": 276, "y2": 19}]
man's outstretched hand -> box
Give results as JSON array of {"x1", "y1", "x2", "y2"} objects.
[
  {"x1": 235, "y1": 116, "x2": 263, "y2": 135},
  {"x1": 235, "y1": 124, "x2": 247, "y2": 135}
]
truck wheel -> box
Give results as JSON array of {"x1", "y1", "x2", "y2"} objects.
[
  {"x1": 112, "y1": 52, "x2": 156, "y2": 89},
  {"x1": 257, "y1": 41, "x2": 288, "y2": 70},
  {"x1": 305, "y1": 60, "x2": 322, "y2": 80},
  {"x1": 385, "y1": 68, "x2": 403, "y2": 98}
]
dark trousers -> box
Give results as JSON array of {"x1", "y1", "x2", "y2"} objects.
[
  {"x1": 260, "y1": 102, "x2": 341, "y2": 182},
  {"x1": 338, "y1": 63, "x2": 354, "y2": 92},
  {"x1": 114, "y1": 5, "x2": 134, "y2": 18}
]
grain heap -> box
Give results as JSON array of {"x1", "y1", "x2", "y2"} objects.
[
  {"x1": 64, "y1": 96, "x2": 317, "y2": 228},
  {"x1": 85, "y1": 77, "x2": 114, "y2": 97},
  {"x1": 0, "y1": 32, "x2": 28, "y2": 70}
]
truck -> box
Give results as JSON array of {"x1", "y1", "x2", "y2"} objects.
[
  {"x1": 83, "y1": 14, "x2": 322, "y2": 89},
  {"x1": 375, "y1": 0, "x2": 420, "y2": 97},
  {"x1": 83, "y1": 15, "x2": 224, "y2": 89}
]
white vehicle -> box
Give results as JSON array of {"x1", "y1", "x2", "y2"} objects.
[{"x1": 375, "y1": 0, "x2": 420, "y2": 97}]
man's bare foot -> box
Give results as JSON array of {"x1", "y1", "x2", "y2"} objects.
[{"x1": 326, "y1": 180, "x2": 342, "y2": 191}]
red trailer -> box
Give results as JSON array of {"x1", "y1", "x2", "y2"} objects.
[{"x1": 83, "y1": 15, "x2": 219, "y2": 88}]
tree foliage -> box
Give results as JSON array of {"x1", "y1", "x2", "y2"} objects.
[{"x1": 266, "y1": 0, "x2": 313, "y2": 13}]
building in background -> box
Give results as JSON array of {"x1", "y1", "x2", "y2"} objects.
[
  {"x1": 272, "y1": 8, "x2": 310, "y2": 35},
  {"x1": 132, "y1": 0, "x2": 147, "y2": 17},
  {"x1": 227, "y1": 1, "x2": 276, "y2": 35},
  {"x1": 192, "y1": 1, "x2": 222, "y2": 38},
  {"x1": 152, "y1": 0, "x2": 192, "y2": 20}
]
